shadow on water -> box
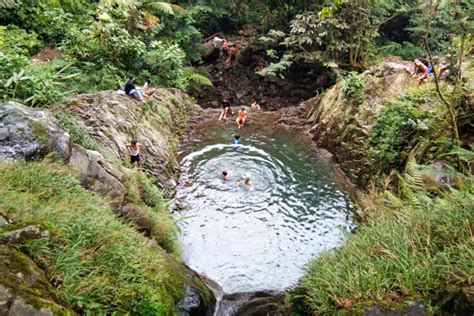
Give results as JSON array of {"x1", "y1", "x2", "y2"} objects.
[{"x1": 174, "y1": 113, "x2": 355, "y2": 312}]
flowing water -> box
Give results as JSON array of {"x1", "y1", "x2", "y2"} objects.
[{"x1": 175, "y1": 116, "x2": 354, "y2": 294}]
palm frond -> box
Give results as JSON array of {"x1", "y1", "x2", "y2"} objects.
[{"x1": 148, "y1": 2, "x2": 184, "y2": 15}]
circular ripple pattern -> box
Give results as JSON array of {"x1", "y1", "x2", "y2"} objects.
[{"x1": 175, "y1": 124, "x2": 354, "y2": 294}]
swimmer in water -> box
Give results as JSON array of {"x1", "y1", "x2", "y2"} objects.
[
  {"x1": 240, "y1": 177, "x2": 252, "y2": 188},
  {"x1": 232, "y1": 134, "x2": 241, "y2": 145},
  {"x1": 221, "y1": 171, "x2": 229, "y2": 181}
]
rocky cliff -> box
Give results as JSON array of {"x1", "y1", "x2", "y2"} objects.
[
  {"x1": 0, "y1": 90, "x2": 214, "y2": 315},
  {"x1": 280, "y1": 56, "x2": 416, "y2": 186}
]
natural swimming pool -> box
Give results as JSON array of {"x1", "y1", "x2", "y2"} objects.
[{"x1": 175, "y1": 116, "x2": 354, "y2": 294}]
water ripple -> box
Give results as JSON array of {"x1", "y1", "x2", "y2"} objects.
[{"x1": 175, "y1": 124, "x2": 354, "y2": 293}]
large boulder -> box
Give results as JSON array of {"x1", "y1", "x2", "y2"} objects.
[
  {"x1": 216, "y1": 290, "x2": 285, "y2": 316},
  {"x1": 0, "y1": 245, "x2": 73, "y2": 315},
  {"x1": 0, "y1": 102, "x2": 70, "y2": 162},
  {"x1": 69, "y1": 144, "x2": 127, "y2": 207}
]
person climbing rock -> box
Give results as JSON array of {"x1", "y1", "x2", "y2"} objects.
[
  {"x1": 126, "y1": 139, "x2": 142, "y2": 171},
  {"x1": 236, "y1": 108, "x2": 247, "y2": 129},
  {"x1": 226, "y1": 45, "x2": 237, "y2": 65}
]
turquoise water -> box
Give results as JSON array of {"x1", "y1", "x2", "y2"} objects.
[{"x1": 175, "y1": 118, "x2": 354, "y2": 294}]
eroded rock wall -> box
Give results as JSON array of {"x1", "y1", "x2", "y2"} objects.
[{"x1": 281, "y1": 57, "x2": 417, "y2": 186}]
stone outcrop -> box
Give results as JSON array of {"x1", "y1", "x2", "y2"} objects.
[
  {"x1": 0, "y1": 102, "x2": 70, "y2": 162},
  {"x1": 280, "y1": 56, "x2": 416, "y2": 186},
  {"x1": 215, "y1": 290, "x2": 285, "y2": 316},
  {"x1": 0, "y1": 245, "x2": 73, "y2": 315},
  {"x1": 62, "y1": 89, "x2": 201, "y2": 196},
  {"x1": 69, "y1": 144, "x2": 127, "y2": 206}
]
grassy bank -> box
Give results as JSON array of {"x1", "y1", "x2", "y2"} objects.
[
  {"x1": 0, "y1": 160, "x2": 185, "y2": 314},
  {"x1": 289, "y1": 162, "x2": 474, "y2": 314}
]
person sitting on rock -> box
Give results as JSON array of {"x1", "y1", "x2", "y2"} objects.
[
  {"x1": 126, "y1": 139, "x2": 142, "y2": 171},
  {"x1": 232, "y1": 134, "x2": 241, "y2": 145},
  {"x1": 219, "y1": 99, "x2": 232, "y2": 120},
  {"x1": 236, "y1": 108, "x2": 247, "y2": 129},
  {"x1": 221, "y1": 171, "x2": 229, "y2": 181},
  {"x1": 412, "y1": 56, "x2": 429, "y2": 77},
  {"x1": 142, "y1": 79, "x2": 156, "y2": 96},
  {"x1": 124, "y1": 76, "x2": 145, "y2": 103},
  {"x1": 251, "y1": 100, "x2": 261, "y2": 110}
]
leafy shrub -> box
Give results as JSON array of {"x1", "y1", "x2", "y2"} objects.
[
  {"x1": 0, "y1": 25, "x2": 42, "y2": 55},
  {"x1": 256, "y1": 53, "x2": 294, "y2": 78},
  {"x1": 378, "y1": 41, "x2": 426, "y2": 61},
  {"x1": 339, "y1": 71, "x2": 365, "y2": 105},
  {"x1": 0, "y1": 52, "x2": 29, "y2": 99},
  {"x1": 367, "y1": 86, "x2": 438, "y2": 170}
]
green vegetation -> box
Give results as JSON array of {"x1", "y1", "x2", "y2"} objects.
[
  {"x1": 0, "y1": 160, "x2": 185, "y2": 314},
  {"x1": 289, "y1": 159, "x2": 474, "y2": 314},
  {"x1": 340, "y1": 71, "x2": 365, "y2": 105},
  {"x1": 0, "y1": 0, "x2": 211, "y2": 107}
]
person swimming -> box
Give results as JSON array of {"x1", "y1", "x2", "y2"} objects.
[
  {"x1": 240, "y1": 177, "x2": 252, "y2": 188},
  {"x1": 232, "y1": 134, "x2": 241, "y2": 145},
  {"x1": 221, "y1": 171, "x2": 229, "y2": 181}
]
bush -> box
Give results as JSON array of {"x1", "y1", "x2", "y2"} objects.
[
  {"x1": 0, "y1": 25, "x2": 42, "y2": 55},
  {"x1": 339, "y1": 71, "x2": 365, "y2": 105},
  {"x1": 378, "y1": 41, "x2": 426, "y2": 61},
  {"x1": 289, "y1": 161, "x2": 474, "y2": 314}
]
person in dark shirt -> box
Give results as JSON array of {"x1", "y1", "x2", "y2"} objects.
[{"x1": 124, "y1": 76, "x2": 145, "y2": 102}]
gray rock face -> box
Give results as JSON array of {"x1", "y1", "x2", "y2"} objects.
[
  {"x1": 0, "y1": 225, "x2": 49, "y2": 245},
  {"x1": 69, "y1": 144, "x2": 127, "y2": 207},
  {"x1": 364, "y1": 300, "x2": 426, "y2": 316},
  {"x1": 0, "y1": 102, "x2": 70, "y2": 162},
  {"x1": 0, "y1": 245, "x2": 73, "y2": 315},
  {"x1": 64, "y1": 89, "x2": 199, "y2": 196}
]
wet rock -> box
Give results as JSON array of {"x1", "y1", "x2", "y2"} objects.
[
  {"x1": 0, "y1": 245, "x2": 73, "y2": 315},
  {"x1": 175, "y1": 266, "x2": 216, "y2": 316},
  {"x1": 216, "y1": 290, "x2": 285, "y2": 316},
  {"x1": 0, "y1": 225, "x2": 49, "y2": 245},
  {"x1": 69, "y1": 144, "x2": 127, "y2": 207},
  {"x1": 0, "y1": 102, "x2": 70, "y2": 162}
]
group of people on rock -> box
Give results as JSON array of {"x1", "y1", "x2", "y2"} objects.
[
  {"x1": 218, "y1": 99, "x2": 261, "y2": 129},
  {"x1": 121, "y1": 75, "x2": 156, "y2": 103},
  {"x1": 412, "y1": 54, "x2": 459, "y2": 85}
]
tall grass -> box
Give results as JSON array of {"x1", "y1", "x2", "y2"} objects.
[
  {"x1": 289, "y1": 163, "x2": 474, "y2": 314},
  {"x1": 0, "y1": 161, "x2": 186, "y2": 314}
]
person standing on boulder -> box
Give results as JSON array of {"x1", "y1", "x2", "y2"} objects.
[{"x1": 126, "y1": 139, "x2": 142, "y2": 171}]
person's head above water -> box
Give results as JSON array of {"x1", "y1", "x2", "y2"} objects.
[
  {"x1": 131, "y1": 139, "x2": 138, "y2": 145},
  {"x1": 221, "y1": 171, "x2": 229, "y2": 181},
  {"x1": 234, "y1": 134, "x2": 240, "y2": 140},
  {"x1": 243, "y1": 177, "x2": 251, "y2": 186}
]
